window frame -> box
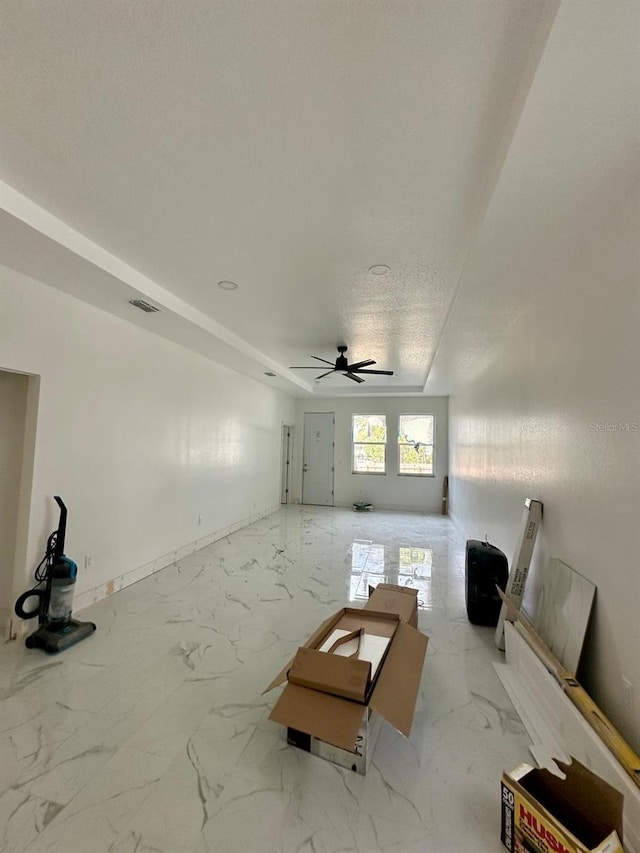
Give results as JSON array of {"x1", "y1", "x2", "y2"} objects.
[
  {"x1": 397, "y1": 413, "x2": 435, "y2": 477},
  {"x1": 351, "y1": 413, "x2": 387, "y2": 475}
]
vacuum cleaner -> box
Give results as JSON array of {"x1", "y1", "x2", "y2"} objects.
[{"x1": 14, "y1": 496, "x2": 96, "y2": 653}]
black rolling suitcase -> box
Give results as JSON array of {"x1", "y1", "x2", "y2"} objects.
[{"x1": 465, "y1": 539, "x2": 508, "y2": 626}]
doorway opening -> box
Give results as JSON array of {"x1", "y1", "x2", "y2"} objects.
[{"x1": 0, "y1": 369, "x2": 39, "y2": 640}]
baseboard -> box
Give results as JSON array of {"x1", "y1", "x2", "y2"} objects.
[
  {"x1": 0, "y1": 606, "x2": 11, "y2": 641},
  {"x1": 72, "y1": 503, "x2": 281, "y2": 615},
  {"x1": 6, "y1": 618, "x2": 31, "y2": 641}
]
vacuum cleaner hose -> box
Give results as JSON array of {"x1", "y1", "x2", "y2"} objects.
[{"x1": 15, "y1": 589, "x2": 45, "y2": 620}]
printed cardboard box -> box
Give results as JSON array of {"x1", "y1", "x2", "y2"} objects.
[
  {"x1": 275, "y1": 584, "x2": 423, "y2": 773},
  {"x1": 501, "y1": 758, "x2": 624, "y2": 853},
  {"x1": 287, "y1": 708, "x2": 383, "y2": 775}
]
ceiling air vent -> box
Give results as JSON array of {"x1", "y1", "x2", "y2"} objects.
[{"x1": 129, "y1": 299, "x2": 160, "y2": 314}]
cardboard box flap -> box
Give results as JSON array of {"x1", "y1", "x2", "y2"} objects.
[
  {"x1": 269, "y1": 683, "x2": 365, "y2": 752},
  {"x1": 366, "y1": 584, "x2": 419, "y2": 628},
  {"x1": 368, "y1": 583, "x2": 418, "y2": 599},
  {"x1": 521, "y1": 758, "x2": 624, "y2": 846},
  {"x1": 264, "y1": 660, "x2": 295, "y2": 695},
  {"x1": 369, "y1": 622, "x2": 428, "y2": 736},
  {"x1": 288, "y1": 646, "x2": 371, "y2": 702},
  {"x1": 263, "y1": 610, "x2": 345, "y2": 693}
]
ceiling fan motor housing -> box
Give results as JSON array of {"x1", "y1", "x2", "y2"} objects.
[{"x1": 336, "y1": 350, "x2": 349, "y2": 370}]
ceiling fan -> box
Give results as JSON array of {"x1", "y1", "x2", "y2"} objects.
[{"x1": 290, "y1": 345, "x2": 394, "y2": 383}]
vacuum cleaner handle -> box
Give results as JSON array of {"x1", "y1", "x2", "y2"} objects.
[{"x1": 53, "y1": 495, "x2": 67, "y2": 560}]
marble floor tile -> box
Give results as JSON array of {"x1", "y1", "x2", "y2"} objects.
[{"x1": 0, "y1": 506, "x2": 530, "y2": 852}]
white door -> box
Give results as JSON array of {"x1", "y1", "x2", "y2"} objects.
[{"x1": 302, "y1": 413, "x2": 334, "y2": 506}]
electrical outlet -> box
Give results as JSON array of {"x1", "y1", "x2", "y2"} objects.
[
  {"x1": 622, "y1": 676, "x2": 633, "y2": 710},
  {"x1": 84, "y1": 554, "x2": 92, "y2": 570}
]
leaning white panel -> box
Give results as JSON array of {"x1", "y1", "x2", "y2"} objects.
[{"x1": 524, "y1": 557, "x2": 596, "y2": 675}]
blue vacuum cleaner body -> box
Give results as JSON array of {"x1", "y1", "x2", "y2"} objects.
[{"x1": 14, "y1": 496, "x2": 96, "y2": 653}]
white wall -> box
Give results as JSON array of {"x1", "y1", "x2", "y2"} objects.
[
  {"x1": 293, "y1": 396, "x2": 448, "y2": 512},
  {"x1": 0, "y1": 370, "x2": 29, "y2": 627},
  {"x1": 0, "y1": 264, "x2": 295, "y2": 615},
  {"x1": 446, "y1": 0, "x2": 640, "y2": 752},
  {"x1": 449, "y1": 179, "x2": 640, "y2": 751}
]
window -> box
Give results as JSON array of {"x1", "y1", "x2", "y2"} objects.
[
  {"x1": 352, "y1": 414, "x2": 387, "y2": 473},
  {"x1": 398, "y1": 414, "x2": 434, "y2": 476}
]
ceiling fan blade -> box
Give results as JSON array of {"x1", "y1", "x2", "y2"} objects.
[
  {"x1": 345, "y1": 372, "x2": 365, "y2": 383},
  {"x1": 347, "y1": 359, "x2": 376, "y2": 370},
  {"x1": 311, "y1": 356, "x2": 337, "y2": 366},
  {"x1": 350, "y1": 369, "x2": 394, "y2": 375},
  {"x1": 315, "y1": 370, "x2": 334, "y2": 380},
  {"x1": 289, "y1": 366, "x2": 332, "y2": 369}
]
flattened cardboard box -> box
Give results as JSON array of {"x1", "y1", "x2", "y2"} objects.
[
  {"x1": 264, "y1": 605, "x2": 428, "y2": 754},
  {"x1": 501, "y1": 758, "x2": 624, "y2": 853}
]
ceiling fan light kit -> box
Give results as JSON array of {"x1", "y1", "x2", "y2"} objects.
[{"x1": 290, "y1": 346, "x2": 394, "y2": 383}]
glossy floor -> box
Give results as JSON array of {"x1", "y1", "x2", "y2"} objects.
[{"x1": 0, "y1": 507, "x2": 529, "y2": 852}]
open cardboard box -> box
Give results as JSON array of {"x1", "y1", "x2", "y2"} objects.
[
  {"x1": 501, "y1": 757, "x2": 624, "y2": 853},
  {"x1": 264, "y1": 586, "x2": 427, "y2": 770}
]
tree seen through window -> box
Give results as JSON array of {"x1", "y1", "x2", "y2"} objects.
[{"x1": 352, "y1": 414, "x2": 387, "y2": 473}]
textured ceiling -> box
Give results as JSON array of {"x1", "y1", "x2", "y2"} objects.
[{"x1": 0, "y1": 0, "x2": 562, "y2": 395}]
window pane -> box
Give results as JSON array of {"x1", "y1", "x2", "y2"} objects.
[
  {"x1": 353, "y1": 414, "x2": 387, "y2": 443},
  {"x1": 353, "y1": 443, "x2": 386, "y2": 473},
  {"x1": 398, "y1": 414, "x2": 433, "y2": 445},
  {"x1": 398, "y1": 547, "x2": 433, "y2": 578},
  {"x1": 399, "y1": 443, "x2": 433, "y2": 475},
  {"x1": 350, "y1": 542, "x2": 386, "y2": 600},
  {"x1": 398, "y1": 548, "x2": 433, "y2": 608}
]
